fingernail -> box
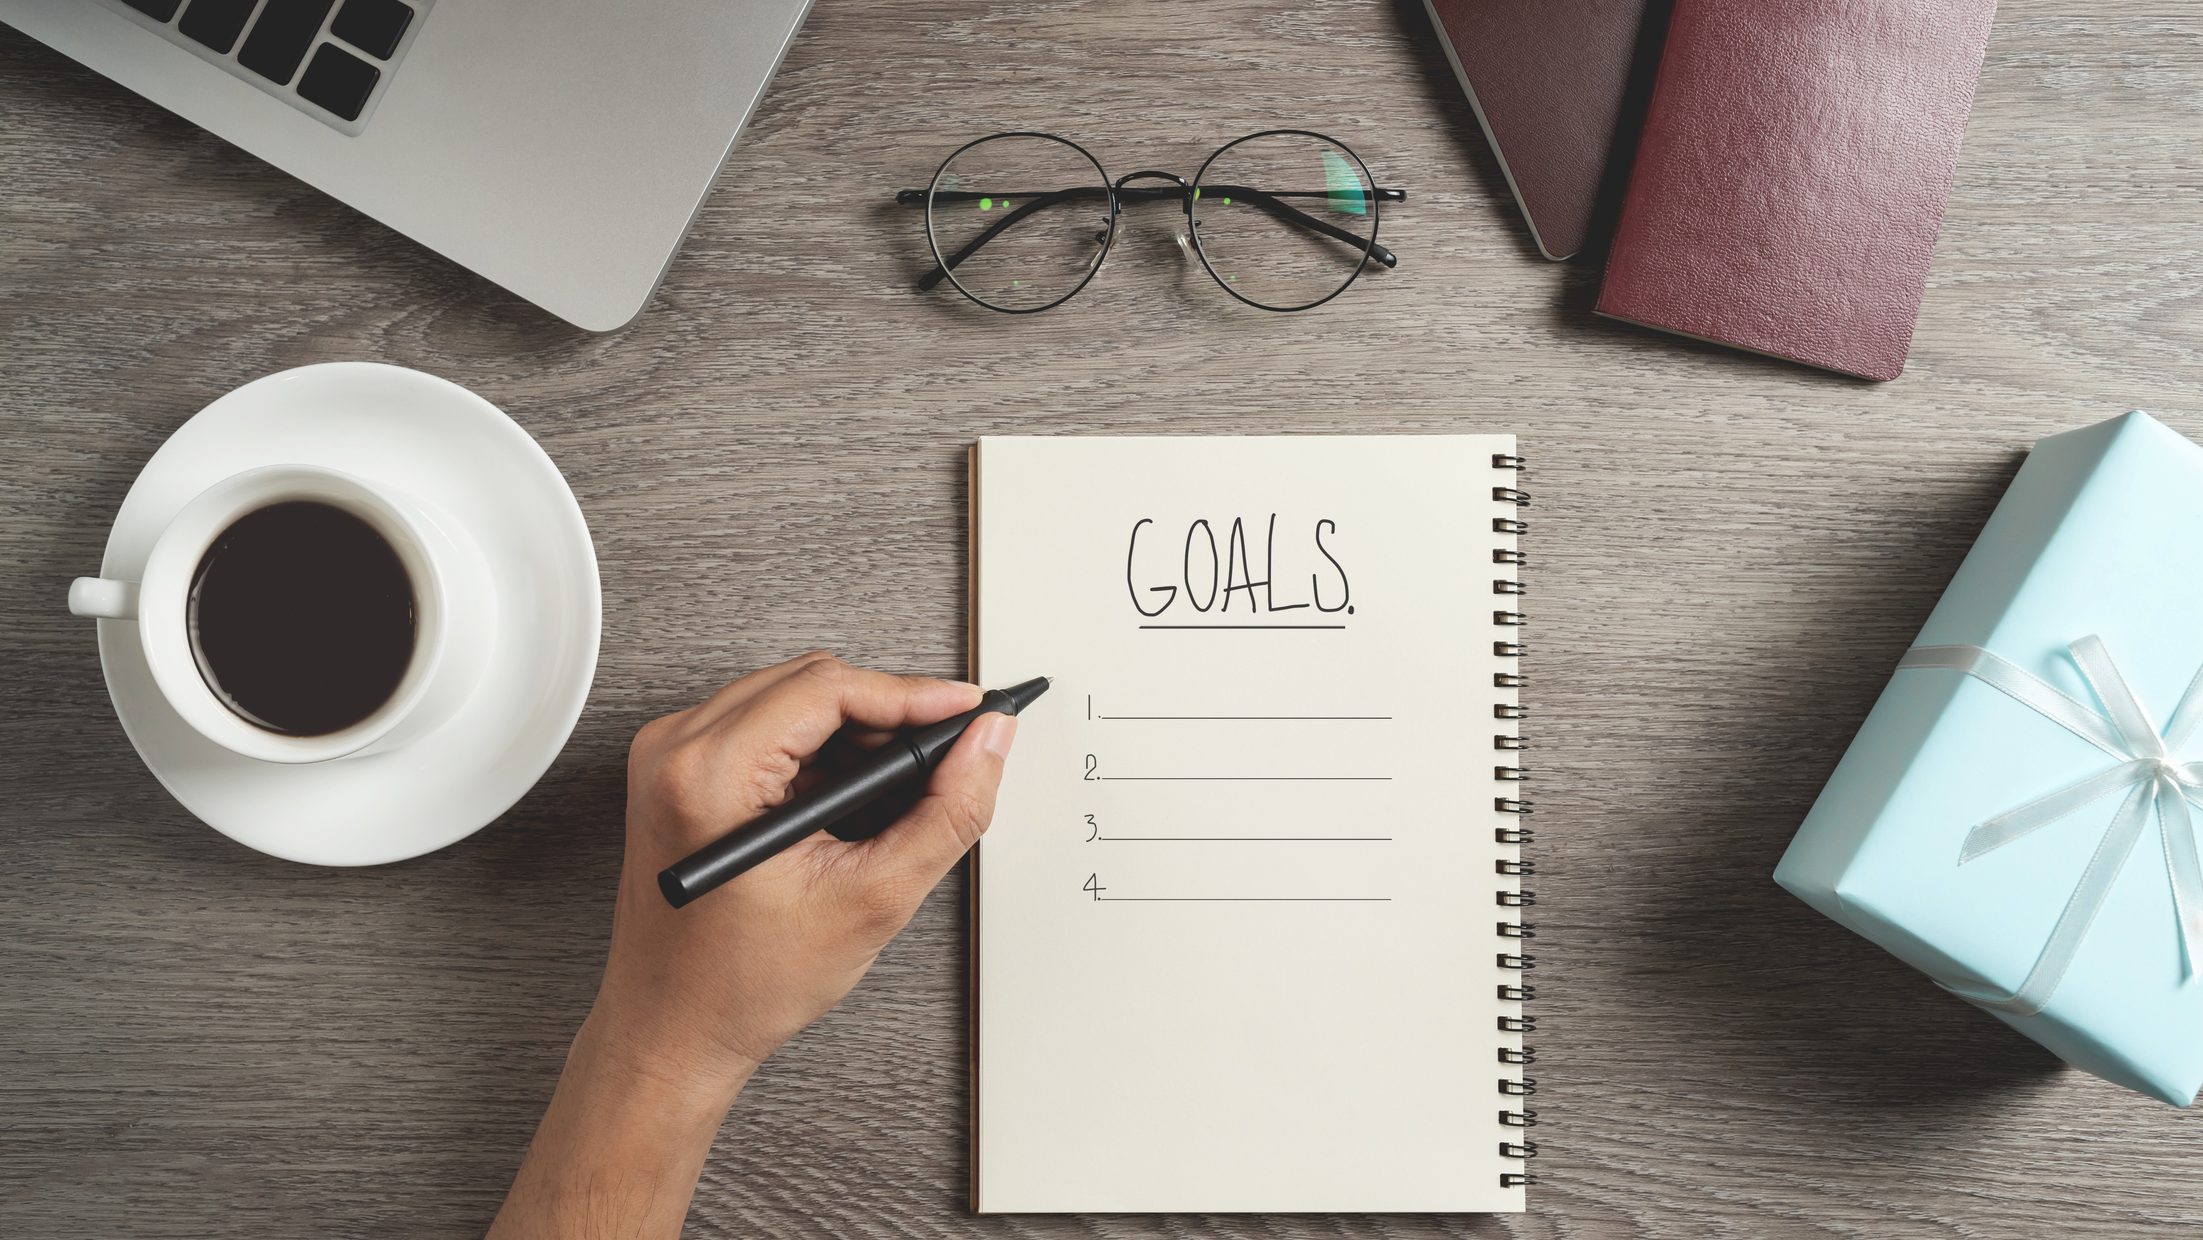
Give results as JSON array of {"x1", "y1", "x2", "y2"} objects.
[{"x1": 978, "y1": 713, "x2": 1018, "y2": 759}]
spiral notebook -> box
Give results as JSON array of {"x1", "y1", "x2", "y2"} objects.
[{"x1": 970, "y1": 435, "x2": 1533, "y2": 1214}]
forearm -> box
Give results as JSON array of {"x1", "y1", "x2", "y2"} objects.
[{"x1": 490, "y1": 1012, "x2": 753, "y2": 1240}]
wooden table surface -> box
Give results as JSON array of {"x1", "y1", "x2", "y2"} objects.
[{"x1": 4, "y1": 1, "x2": 2201, "y2": 1236}]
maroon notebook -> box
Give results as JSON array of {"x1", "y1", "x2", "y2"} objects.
[
  {"x1": 1422, "y1": 0, "x2": 1657, "y2": 261},
  {"x1": 1595, "y1": 0, "x2": 1997, "y2": 381}
]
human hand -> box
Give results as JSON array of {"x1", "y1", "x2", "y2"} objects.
[
  {"x1": 491, "y1": 654, "x2": 1015, "y2": 1239},
  {"x1": 587, "y1": 652, "x2": 1015, "y2": 1101}
]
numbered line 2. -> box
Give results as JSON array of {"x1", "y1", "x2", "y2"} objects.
[
  {"x1": 1082, "y1": 752, "x2": 1388, "y2": 783},
  {"x1": 1102, "y1": 775, "x2": 1394, "y2": 781}
]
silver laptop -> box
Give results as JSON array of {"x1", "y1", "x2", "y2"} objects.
[{"x1": 1, "y1": 0, "x2": 814, "y2": 330}]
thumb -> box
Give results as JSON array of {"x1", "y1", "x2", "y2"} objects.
[{"x1": 874, "y1": 712, "x2": 1017, "y2": 884}]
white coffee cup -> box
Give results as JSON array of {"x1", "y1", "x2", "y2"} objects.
[{"x1": 69, "y1": 464, "x2": 494, "y2": 764}]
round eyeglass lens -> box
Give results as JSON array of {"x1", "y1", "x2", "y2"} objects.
[
  {"x1": 1190, "y1": 132, "x2": 1378, "y2": 311},
  {"x1": 927, "y1": 134, "x2": 1113, "y2": 312}
]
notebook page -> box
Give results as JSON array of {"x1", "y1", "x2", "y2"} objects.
[{"x1": 974, "y1": 435, "x2": 1525, "y2": 1214}]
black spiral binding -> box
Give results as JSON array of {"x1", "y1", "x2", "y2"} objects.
[{"x1": 1492, "y1": 453, "x2": 1536, "y2": 1192}]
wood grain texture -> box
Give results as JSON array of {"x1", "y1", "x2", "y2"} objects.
[{"x1": 2, "y1": 1, "x2": 2201, "y2": 1236}]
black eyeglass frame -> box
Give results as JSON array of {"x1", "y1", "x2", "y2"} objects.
[{"x1": 897, "y1": 129, "x2": 1405, "y2": 314}]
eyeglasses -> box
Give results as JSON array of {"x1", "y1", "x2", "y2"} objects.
[{"x1": 896, "y1": 130, "x2": 1406, "y2": 314}]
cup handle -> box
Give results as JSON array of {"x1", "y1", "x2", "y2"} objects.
[{"x1": 70, "y1": 577, "x2": 140, "y2": 620}]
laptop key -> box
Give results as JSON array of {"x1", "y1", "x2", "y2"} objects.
[
  {"x1": 295, "y1": 43, "x2": 380, "y2": 121},
  {"x1": 238, "y1": 0, "x2": 339, "y2": 85},
  {"x1": 177, "y1": 0, "x2": 257, "y2": 54},
  {"x1": 329, "y1": 0, "x2": 413, "y2": 60},
  {"x1": 119, "y1": 0, "x2": 184, "y2": 19}
]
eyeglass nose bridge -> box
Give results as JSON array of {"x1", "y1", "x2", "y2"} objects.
[
  {"x1": 1109, "y1": 172, "x2": 1200, "y2": 258},
  {"x1": 1111, "y1": 170, "x2": 1194, "y2": 214}
]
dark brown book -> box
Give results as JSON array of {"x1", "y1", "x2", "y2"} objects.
[
  {"x1": 1595, "y1": 0, "x2": 1998, "y2": 381},
  {"x1": 1422, "y1": 0, "x2": 1658, "y2": 261}
]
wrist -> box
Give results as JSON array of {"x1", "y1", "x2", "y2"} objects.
[
  {"x1": 572, "y1": 1005, "x2": 757, "y2": 1119},
  {"x1": 488, "y1": 1011, "x2": 745, "y2": 1239}
]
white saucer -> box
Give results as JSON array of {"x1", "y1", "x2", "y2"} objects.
[{"x1": 95, "y1": 363, "x2": 602, "y2": 866}]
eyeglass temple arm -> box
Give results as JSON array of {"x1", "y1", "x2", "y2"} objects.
[
  {"x1": 1200, "y1": 185, "x2": 1402, "y2": 268},
  {"x1": 896, "y1": 187, "x2": 1105, "y2": 292},
  {"x1": 892, "y1": 185, "x2": 1406, "y2": 290}
]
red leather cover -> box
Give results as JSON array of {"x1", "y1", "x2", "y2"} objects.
[
  {"x1": 1423, "y1": 0, "x2": 1656, "y2": 261},
  {"x1": 1594, "y1": 0, "x2": 1997, "y2": 381}
]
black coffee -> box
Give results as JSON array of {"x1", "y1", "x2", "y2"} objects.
[{"x1": 188, "y1": 500, "x2": 417, "y2": 736}]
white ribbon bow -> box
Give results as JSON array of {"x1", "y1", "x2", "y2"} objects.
[{"x1": 1898, "y1": 637, "x2": 2203, "y2": 1017}]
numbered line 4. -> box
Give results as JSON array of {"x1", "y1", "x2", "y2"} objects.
[{"x1": 1081, "y1": 874, "x2": 1389, "y2": 903}]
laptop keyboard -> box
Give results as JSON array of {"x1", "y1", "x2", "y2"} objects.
[{"x1": 109, "y1": 0, "x2": 427, "y2": 130}]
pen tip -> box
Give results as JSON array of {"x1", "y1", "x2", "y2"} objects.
[{"x1": 999, "y1": 676, "x2": 1051, "y2": 714}]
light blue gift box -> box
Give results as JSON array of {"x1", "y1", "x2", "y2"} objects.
[{"x1": 1777, "y1": 410, "x2": 2203, "y2": 1106}]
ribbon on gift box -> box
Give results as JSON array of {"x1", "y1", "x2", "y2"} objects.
[{"x1": 1898, "y1": 636, "x2": 2203, "y2": 1017}]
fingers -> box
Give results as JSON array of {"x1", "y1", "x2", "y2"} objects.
[
  {"x1": 836, "y1": 727, "x2": 900, "y2": 753},
  {"x1": 735, "y1": 657, "x2": 982, "y2": 767},
  {"x1": 684, "y1": 650, "x2": 841, "y2": 730},
  {"x1": 871, "y1": 712, "x2": 1016, "y2": 885},
  {"x1": 627, "y1": 655, "x2": 992, "y2": 873}
]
